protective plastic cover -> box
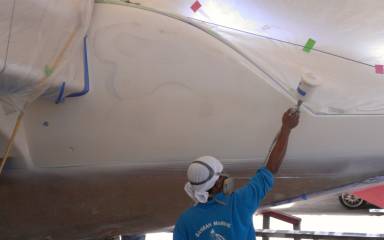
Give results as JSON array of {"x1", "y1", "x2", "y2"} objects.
[
  {"x1": 2, "y1": 0, "x2": 384, "y2": 115},
  {"x1": 117, "y1": 0, "x2": 384, "y2": 115},
  {"x1": 0, "y1": 0, "x2": 93, "y2": 113}
]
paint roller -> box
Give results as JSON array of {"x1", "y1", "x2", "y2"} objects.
[
  {"x1": 264, "y1": 72, "x2": 320, "y2": 165},
  {"x1": 220, "y1": 74, "x2": 322, "y2": 194}
]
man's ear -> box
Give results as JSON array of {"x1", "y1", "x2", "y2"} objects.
[
  {"x1": 210, "y1": 177, "x2": 223, "y2": 194},
  {"x1": 217, "y1": 176, "x2": 225, "y2": 189}
]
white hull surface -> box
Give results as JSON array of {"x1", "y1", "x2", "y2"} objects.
[{"x1": 0, "y1": 2, "x2": 383, "y2": 239}]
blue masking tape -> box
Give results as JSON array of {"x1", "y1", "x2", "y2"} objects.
[
  {"x1": 297, "y1": 87, "x2": 306, "y2": 96},
  {"x1": 66, "y1": 35, "x2": 90, "y2": 98},
  {"x1": 55, "y1": 82, "x2": 66, "y2": 104}
]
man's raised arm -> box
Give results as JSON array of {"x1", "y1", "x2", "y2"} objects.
[{"x1": 266, "y1": 109, "x2": 300, "y2": 174}]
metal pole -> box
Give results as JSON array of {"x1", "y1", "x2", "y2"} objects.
[
  {"x1": 262, "y1": 215, "x2": 270, "y2": 240},
  {"x1": 293, "y1": 221, "x2": 301, "y2": 240}
]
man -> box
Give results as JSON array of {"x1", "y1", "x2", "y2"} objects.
[{"x1": 173, "y1": 108, "x2": 300, "y2": 240}]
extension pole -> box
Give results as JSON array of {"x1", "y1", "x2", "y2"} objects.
[{"x1": 0, "y1": 111, "x2": 24, "y2": 175}]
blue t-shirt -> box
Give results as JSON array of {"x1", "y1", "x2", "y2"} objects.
[{"x1": 173, "y1": 167, "x2": 274, "y2": 240}]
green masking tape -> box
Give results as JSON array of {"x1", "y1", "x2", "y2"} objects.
[
  {"x1": 303, "y1": 38, "x2": 316, "y2": 52},
  {"x1": 44, "y1": 65, "x2": 54, "y2": 77}
]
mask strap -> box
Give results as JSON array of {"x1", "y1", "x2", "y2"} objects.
[{"x1": 189, "y1": 160, "x2": 216, "y2": 185}]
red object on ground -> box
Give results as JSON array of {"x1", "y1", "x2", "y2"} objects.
[
  {"x1": 353, "y1": 184, "x2": 384, "y2": 208},
  {"x1": 375, "y1": 64, "x2": 384, "y2": 74},
  {"x1": 191, "y1": 0, "x2": 202, "y2": 12}
]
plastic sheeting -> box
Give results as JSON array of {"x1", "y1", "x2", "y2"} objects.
[
  {"x1": 107, "y1": 0, "x2": 384, "y2": 115},
  {"x1": 0, "y1": 0, "x2": 13, "y2": 73},
  {"x1": 2, "y1": 0, "x2": 384, "y2": 115},
  {"x1": 0, "y1": 0, "x2": 93, "y2": 113}
]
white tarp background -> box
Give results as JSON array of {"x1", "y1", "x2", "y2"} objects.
[
  {"x1": 122, "y1": 0, "x2": 384, "y2": 115},
  {"x1": 1, "y1": 0, "x2": 384, "y2": 115}
]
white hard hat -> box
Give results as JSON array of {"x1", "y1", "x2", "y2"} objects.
[{"x1": 184, "y1": 156, "x2": 224, "y2": 203}]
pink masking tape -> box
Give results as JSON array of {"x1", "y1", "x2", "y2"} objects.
[
  {"x1": 191, "y1": 0, "x2": 202, "y2": 13},
  {"x1": 375, "y1": 65, "x2": 384, "y2": 74}
]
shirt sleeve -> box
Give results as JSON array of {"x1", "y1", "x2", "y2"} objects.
[
  {"x1": 233, "y1": 167, "x2": 274, "y2": 215},
  {"x1": 173, "y1": 216, "x2": 188, "y2": 240}
]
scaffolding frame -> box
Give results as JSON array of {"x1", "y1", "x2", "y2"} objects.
[{"x1": 257, "y1": 210, "x2": 384, "y2": 240}]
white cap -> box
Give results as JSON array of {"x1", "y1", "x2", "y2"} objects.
[{"x1": 184, "y1": 156, "x2": 224, "y2": 203}]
